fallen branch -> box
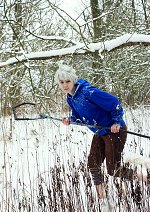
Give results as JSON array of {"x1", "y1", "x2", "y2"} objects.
[{"x1": 0, "y1": 33, "x2": 150, "y2": 67}]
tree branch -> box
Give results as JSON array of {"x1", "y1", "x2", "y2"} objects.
[{"x1": 0, "y1": 33, "x2": 150, "y2": 67}]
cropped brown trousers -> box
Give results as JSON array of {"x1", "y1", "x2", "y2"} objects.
[{"x1": 88, "y1": 125, "x2": 134, "y2": 185}]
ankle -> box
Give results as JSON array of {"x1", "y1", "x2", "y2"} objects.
[
  {"x1": 96, "y1": 183, "x2": 106, "y2": 199},
  {"x1": 136, "y1": 172, "x2": 147, "y2": 183}
]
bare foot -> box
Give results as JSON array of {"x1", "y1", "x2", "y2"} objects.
[
  {"x1": 96, "y1": 183, "x2": 106, "y2": 199},
  {"x1": 137, "y1": 172, "x2": 147, "y2": 183}
]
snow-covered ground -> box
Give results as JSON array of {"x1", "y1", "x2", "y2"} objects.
[{"x1": 0, "y1": 107, "x2": 149, "y2": 211}]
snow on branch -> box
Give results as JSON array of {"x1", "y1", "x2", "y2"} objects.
[{"x1": 0, "y1": 33, "x2": 150, "y2": 67}]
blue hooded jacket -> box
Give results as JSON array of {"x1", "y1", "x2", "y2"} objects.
[{"x1": 67, "y1": 79, "x2": 125, "y2": 136}]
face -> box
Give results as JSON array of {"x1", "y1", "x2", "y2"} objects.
[{"x1": 59, "y1": 80, "x2": 75, "y2": 95}]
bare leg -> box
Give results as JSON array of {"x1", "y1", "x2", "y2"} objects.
[
  {"x1": 136, "y1": 172, "x2": 147, "y2": 183},
  {"x1": 96, "y1": 183, "x2": 106, "y2": 199},
  {"x1": 96, "y1": 183, "x2": 117, "y2": 211}
]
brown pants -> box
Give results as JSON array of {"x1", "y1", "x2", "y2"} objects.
[{"x1": 88, "y1": 126, "x2": 133, "y2": 185}]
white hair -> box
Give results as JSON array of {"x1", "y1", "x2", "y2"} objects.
[{"x1": 54, "y1": 64, "x2": 78, "y2": 84}]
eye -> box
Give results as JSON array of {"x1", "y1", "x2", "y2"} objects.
[
  {"x1": 60, "y1": 81, "x2": 64, "y2": 84},
  {"x1": 66, "y1": 80, "x2": 71, "y2": 83}
]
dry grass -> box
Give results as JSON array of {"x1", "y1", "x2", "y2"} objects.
[{"x1": 0, "y1": 107, "x2": 149, "y2": 211}]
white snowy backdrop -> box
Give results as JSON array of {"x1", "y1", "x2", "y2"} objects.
[
  {"x1": 0, "y1": 107, "x2": 149, "y2": 211},
  {"x1": 0, "y1": 0, "x2": 150, "y2": 211}
]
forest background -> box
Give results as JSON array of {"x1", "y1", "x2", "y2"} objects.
[
  {"x1": 0, "y1": 0, "x2": 150, "y2": 211},
  {"x1": 0, "y1": 0, "x2": 149, "y2": 114}
]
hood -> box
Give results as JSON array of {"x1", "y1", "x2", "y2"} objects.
[
  {"x1": 67, "y1": 79, "x2": 90, "y2": 98},
  {"x1": 76, "y1": 79, "x2": 90, "y2": 87},
  {"x1": 74, "y1": 79, "x2": 90, "y2": 97}
]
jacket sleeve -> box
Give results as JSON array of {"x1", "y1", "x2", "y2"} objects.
[{"x1": 86, "y1": 87, "x2": 124, "y2": 125}]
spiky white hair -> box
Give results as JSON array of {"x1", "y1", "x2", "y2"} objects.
[{"x1": 54, "y1": 64, "x2": 78, "y2": 84}]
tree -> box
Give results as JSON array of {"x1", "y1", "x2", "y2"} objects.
[{"x1": 0, "y1": 0, "x2": 149, "y2": 114}]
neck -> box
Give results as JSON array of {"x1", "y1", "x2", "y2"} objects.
[
  {"x1": 68, "y1": 88, "x2": 75, "y2": 96},
  {"x1": 68, "y1": 85, "x2": 77, "y2": 96}
]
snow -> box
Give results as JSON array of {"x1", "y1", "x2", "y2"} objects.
[
  {"x1": 0, "y1": 108, "x2": 149, "y2": 211},
  {"x1": 0, "y1": 34, "x2": 149, "y2": 67},
  {"x1": 0, "y1": 0, "x2": 149, "y2": 210}
]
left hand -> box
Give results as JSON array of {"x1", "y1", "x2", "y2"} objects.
[{"x1": 111, "y1": 124, "x2": 120, "y2": 133}]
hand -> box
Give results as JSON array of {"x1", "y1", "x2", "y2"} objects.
[
  {"x1": 62, "y1": 117, "x2": 70, "y2": 125},
  {"x1": 111, "y1": 124, "x2": 120, "y2": 133}
]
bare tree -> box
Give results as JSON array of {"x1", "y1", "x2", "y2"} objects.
[{"x1": 0, "y1": 0, "x2": 149, "y2": 114}]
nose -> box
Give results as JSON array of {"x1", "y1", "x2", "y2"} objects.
[{"x1": 63, "y1": 82, "x2": 68, "y2": 89}]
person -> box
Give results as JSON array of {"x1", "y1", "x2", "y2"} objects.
[{"x1": 54, "y1": 64, "x2": 147, "y2": 199}]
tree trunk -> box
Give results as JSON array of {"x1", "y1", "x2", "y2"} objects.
[
  {"x1": 9, "y1": 0, "x2": 24, "y2": 109},
  {"x1": 90, "y1": 0, "x2": 102, "y2": 40}
]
